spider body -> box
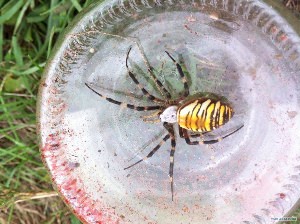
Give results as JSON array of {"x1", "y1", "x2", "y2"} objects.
[
  {"x1": 176, "y1": 97, "x2": 233, "y2": 132},
  {"x1": 159, "y1": 93, "x2": 234, "y2": 132},
  {"x1": 86, "y1": 47, "x2": 243, "y2": 201}
]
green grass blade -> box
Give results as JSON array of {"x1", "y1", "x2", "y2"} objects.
[
  {"x1": 70, "y1": 0, "x2": 82, "y2": 12},
  {"x1": 0, "y1": 0, "x2": 24, "y2": 24},
  {"x1": 12, "y1": 35, "x2": 23, "y2": 66},
  {"x1": 13, "y1": 0, "x2": 31, "y2": 35},
  {"x1": 0, "y1": 24, "x2": 3, "y2": 61}
]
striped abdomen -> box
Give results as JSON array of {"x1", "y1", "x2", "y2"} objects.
[{"x1": 177, "y1": 98, "x2": 234, "y2": 132}]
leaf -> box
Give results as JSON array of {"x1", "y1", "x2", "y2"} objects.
[{"x1": 3, "y1": 75, "x2": 29, "y2": 92}]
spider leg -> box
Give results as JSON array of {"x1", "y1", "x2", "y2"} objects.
[
  {"x1": 126, "y1": 47, "x2": 165, "y2": 103},
  {"x1": 165, "y1": 51, "x2": 190, "y2": 97},
  {"x1": 142, "y1": 118, "x2": 161, "y2": 124},
  {"x1": 163, "y1": 122, "x2": 176, "y2": 201},
  {"x1": 146, "y1": 66, "x2": 172, "y2": 100},
  {"x1": 141, "y1": 111, "x2": 161, "y2": 123},
  {"x1": 124, "y1": 132, "x2": 170, "y2": 170},
  {"x1": 85, "y1": 83, "x2": 161, "y2": 111},
  {"x1": 181, "y1": 124, "x2": 244, "y2": 145},
  {"x1": 178, "y1": 125, "x2": 184, "y2": 138},
  {"x1": 178, "y1": 125, "x2": 208, "y2": 138},
  {"x1": 189, "y1": 132, "x2": 209, "y2": 138},
  {"x1": 140, "y1": 111, "x2": 161, "y2": 119}
]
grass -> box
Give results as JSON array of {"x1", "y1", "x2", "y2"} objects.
[
  {"x1": 0, "y1": 0, "x2": 94, "y2": 223},
  {"x1": 0, "y1": 0, "x2": 300, "y2": 223}
]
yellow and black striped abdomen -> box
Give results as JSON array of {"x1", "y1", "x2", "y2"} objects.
[{"x1": 177, "y1": 98, "x2": 234, "y2": 132}]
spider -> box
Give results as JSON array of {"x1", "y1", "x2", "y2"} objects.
[{"x1": 85, "y1": 47, "x2": 244, "y2": 201}]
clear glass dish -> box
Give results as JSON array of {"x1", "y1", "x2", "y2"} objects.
[{"x1": 38, "y1": 0, "x2": 300, "y2": 223}]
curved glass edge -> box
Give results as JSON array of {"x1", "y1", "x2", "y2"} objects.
[
  {"x1": 263, "y1": 0, "x2": 300, "y2": 35},
  {"x1": 262, "y1": 0, "x2": 300, "y2": 219}
]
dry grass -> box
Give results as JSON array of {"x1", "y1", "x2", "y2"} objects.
[{"x1": 284, "y1": 0, "x2": 300, "y2": 11}]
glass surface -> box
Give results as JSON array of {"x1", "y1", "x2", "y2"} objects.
[{"x1": 38, "y1": 0, "x2": 300, "y2": 223}]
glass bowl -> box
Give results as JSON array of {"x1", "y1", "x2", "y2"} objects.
[{"x1": 37, "y1": 0, "x2": 300, "y2": 223}]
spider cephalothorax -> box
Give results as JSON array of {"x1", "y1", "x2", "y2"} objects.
[{"x1": 85, "y1": 47, "x2": 243, "y2": 201}]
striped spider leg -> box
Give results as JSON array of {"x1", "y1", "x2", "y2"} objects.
[
  {"x1": 123, "y1": 122, "x2": 176, "y2": 201},
  {"x1": 179, "y1": 125, "x2": 244, "y2": 145},
  {"x1": 165, "y1": 51, "x2": 189, "y2": 97},
  {"x1": 126, "y1": 47, "x2": 166, "y2": 104},
  {"x1": 85, "y1": 82, "x2": 162, "y2": 111}
]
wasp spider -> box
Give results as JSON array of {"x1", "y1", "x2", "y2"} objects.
[{"x1": 85, "y1": 47, "x2": 243, "y2": 201}]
